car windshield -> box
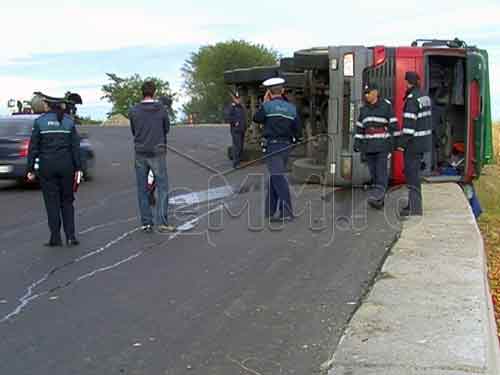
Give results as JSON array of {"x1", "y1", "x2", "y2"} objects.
[{"x1": 0, "y1": 118, "x2": 34, "y2": 138}]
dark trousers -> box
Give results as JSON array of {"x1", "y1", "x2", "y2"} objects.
[
  {"x1": 366, "y1": 152, "x2": 389, "y2": 202},
  {"x1": 135, "y1": 153, "x2": 169, "y2": 226},
  {"x1": 265, "y1": 143, "x2": 293, "y2": 218},
  {"x1": 231, "y1": 130, "x2": 245, "y2": 167},
  {"x1": 404, "y1": 151, "x2": 423, "y2": 215},
  {"x1": 39, "y1": 161, "x2": 76, "y2": 241}
]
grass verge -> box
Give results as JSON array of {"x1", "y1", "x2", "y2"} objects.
[{"x1": 476, "y1": 122, "x2": 500, "y2": 339}]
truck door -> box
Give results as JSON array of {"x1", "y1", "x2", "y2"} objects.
[
  {"x1": 327, "y1": 46, "x2": 372, "y2": 187},
  {"x1": 466, "y1": 48, "x2": 494, "y2": 179}
]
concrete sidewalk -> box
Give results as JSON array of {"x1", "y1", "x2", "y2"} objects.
[{"x1": 326, "y1": 183, "x2": 500, "y2": 375}]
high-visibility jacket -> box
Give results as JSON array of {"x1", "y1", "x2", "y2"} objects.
[
  {"x1": 354, "y1": 98, "x2": 397, "y2": 153},
  {"x1": 398, "y1": 87, "x2": 432, "y2": 154}
]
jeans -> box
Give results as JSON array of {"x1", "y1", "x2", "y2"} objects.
[{"x1": 135, "y1": 153, "x2": 169, "y2": 226}]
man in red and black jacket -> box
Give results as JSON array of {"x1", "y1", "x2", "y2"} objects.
[
  {"x1": 397, "y1": 71, "x2": 432, "y2": 217},
  {"x1": 354, "y1": 82, "x2": 398, "y2": 209}
]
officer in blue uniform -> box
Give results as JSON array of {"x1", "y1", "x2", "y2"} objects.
[
  {"x1": 354, "y1": 83, "x2": 398, "y2": 209},
  {"x1": 27, "y1": 101, "x2": 82, "y2": 246},
  {"x1": 253, "y1": 77, "x2": 301, "y2": 222},
  {"x1": 397, "y1": 71, "x2": 432, "y2": 217},
  {"x1": 224, "y1": 91, "x2": 247, "y2": 168}
]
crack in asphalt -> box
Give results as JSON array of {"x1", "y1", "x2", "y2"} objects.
[
  {"x1": 0, "y1": 204, "x2": 224, "y2": 324},
  {"x1": 78, "y1": 217, "x2": 137, "y2": 235}
]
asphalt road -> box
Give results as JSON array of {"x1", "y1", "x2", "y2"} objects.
[{"x1": 0, "y1": 126, "x2": 401, "y2": 375}]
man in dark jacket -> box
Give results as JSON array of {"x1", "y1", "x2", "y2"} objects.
[
  {"x1": 224, "y1": 92, "x2": 247, "y2": 168},
  {"x1": 354, "y1": 83, "x2": 398, "y2": 209},
  {"x1": 129, "y1": 81, "x2": 175, "y2": 233},
  {"x1": 397, "y1": 71, "x2": 432, "y2": 217}
]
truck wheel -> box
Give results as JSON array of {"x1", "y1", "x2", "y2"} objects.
[
  {"x1": 282, "y1": 72, "x2": 306, "y2": 88},
  {"x1": 224, "y1": 66, "x2": 280, "y2": 84},
  {"x1": 291, "y1": 158, "x2": 325, "y2": 184},
  {"x1": 280, "y1": 57, "x2": 300, "y2": 72},
  {"x1": 293, "y1": 49, "x2": 329, "y2": 70}
]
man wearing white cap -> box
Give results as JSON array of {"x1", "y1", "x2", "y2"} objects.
[{"x1": 253, "y1": 77, "x2": 301, "y2": 222}]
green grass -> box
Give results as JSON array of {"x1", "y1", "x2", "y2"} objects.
[{"x1": 476, "y1": 122, "x2": 500, "y2": 338}]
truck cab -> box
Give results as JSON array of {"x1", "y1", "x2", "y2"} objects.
[{"x1": 224, "y1": 38, "x2": 493, "y2": 187}]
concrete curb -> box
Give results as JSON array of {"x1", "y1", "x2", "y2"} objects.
[{"x1": 326, "y1": 183, "x2": 500, "y2": 375}]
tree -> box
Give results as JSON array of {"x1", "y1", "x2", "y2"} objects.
[
  {"x1": 182, "y1": 40, "x2": 278, "y2": 123},
  {"x1": 101, "y1": 73, "x2": 176, "y2": 121}
]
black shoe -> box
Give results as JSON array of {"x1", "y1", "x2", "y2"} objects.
[
  {"x1": 44, "y1": 240, "x2": 63, "y2": 247},
  {"x1": 399, "y1": 208, "x2": 422, "y2": 217},
  {"x1": 399, "y1": 208, "x2": 410, "y2": 217},
  {"x1": 142, "y1": 224, "x2": 153, "y2": 233},
  {"x1": 368, "y1": 199, "x2": 384, "y2": 210},
  {"x1": 66, "y1": 238, "x2": 80, "y2": 247}
]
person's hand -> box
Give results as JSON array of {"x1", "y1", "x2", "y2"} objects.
[
  {"x1": 235, "y1": 122, "x2": 239, "y2": 127},
  {"x1": 75, "y1": 170, "x2": 83, "y2": 183},
  {"x1": 263, "y1": 90, "x2": 272, "y2": 103},
  {"x1": 396, "y1": 147, "x2": 405, "y2": 152},
  {"x1": 27, "y1": 172, "x2": 35, "y2": 181}
]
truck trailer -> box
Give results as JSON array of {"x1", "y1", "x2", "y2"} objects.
[{"x1": 224, "y1": 38, "x2": 493, "y2": 187}]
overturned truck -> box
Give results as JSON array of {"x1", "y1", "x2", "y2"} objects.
[{"x1": 224, "y1": 38, "x2": 494, "y2": 187}]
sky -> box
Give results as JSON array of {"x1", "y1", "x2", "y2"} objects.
[{"x1": 0, "y1": 0, "x2": 499, "y2": 120}]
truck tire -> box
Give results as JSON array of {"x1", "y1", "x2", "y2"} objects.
[
  {"x1": 291, "y1": 158, "x2": 325, "y2": 184},
  {"x1": 293, "y1": 48, "x2": 329, "y2": 70},
  {"x1": 282, "y1": 72, "x2": 306, "y2": 88},
  {"x1": 280, "y1": 57, "x2": 300, "y2": 72},
  {"x1": 224, "y1": 66, "x2": 280, "y2": 84}
]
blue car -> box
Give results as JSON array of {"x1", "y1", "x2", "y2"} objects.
[{"x1": 0, "y1": 114, "x2": 95, "y2": 184}]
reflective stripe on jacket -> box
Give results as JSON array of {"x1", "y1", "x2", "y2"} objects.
[
  {"x1": 354, "y1": 98, "x2": 397, "y2": 153},
  {"x1": 398, "y1": 87, "x2": 432, "y2": 154}
]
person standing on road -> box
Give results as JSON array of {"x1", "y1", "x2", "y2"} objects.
[
  {"x1": 253, "y1": 77, "x2": 301, "y2": 222},
  {"x1": 397, "y1": 71, "x2": 432, "y2": 217},
  {"x1": 354, "y1": 83, "x2": 398, "y2": 209},
  {"x1": 224, "y1": 91, "x2": 247, "y2": 169},
  {"x1": 27, "y1": 100, "x2": 82, "y2": 247},
  {"x1": 129, "y1": 81, "x2": 175, "y2": 233}
]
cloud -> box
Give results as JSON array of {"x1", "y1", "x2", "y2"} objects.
[
  {"x1": 1, "y1": 0, "x2": 499, "y2": 119},
  {"x1": 0, "y1": 6, "x2": 225, "y2": 65}
]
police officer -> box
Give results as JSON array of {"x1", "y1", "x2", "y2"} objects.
[
  {"x1": 253, "y1": 77, "x2": 301, "y2": 222},
  {"x1": 27, "y1": 100, "x2": 82, "y2": 246},
  {"x1": 354, "y1": 83, "x2": 398, "y2": 209},
  {"x1": 224, "y1": 91, "x2": 247, "y2": 168},
  {"x1": 397, "y1": 71, "x2": 432, "y2": 216}
]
